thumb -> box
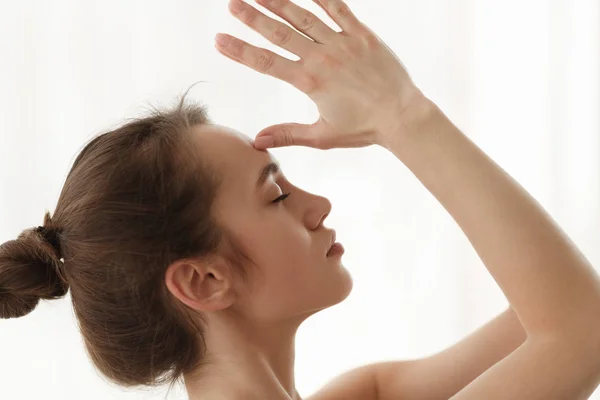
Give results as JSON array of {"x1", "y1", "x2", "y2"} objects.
[{"x1": 253, "y1": 121, "x2": 326, "y2": 149}]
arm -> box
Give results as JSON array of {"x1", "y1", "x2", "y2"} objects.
[
  {"x1": 310, "y1": 307, "x2": 526, "y2": 400},
  {"x1": 374, "y1": 306, "x2": 527, "y2": 400},
  {"x1": 382, "y1": 98, "x2": 600, "y2": 341},
  {"x1": 377, "y1": 97, "x2": 600, "y2": 398}
]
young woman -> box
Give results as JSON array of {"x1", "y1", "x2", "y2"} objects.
[{"x1": 2, "y1": 0, "x2": 600, "y2": 399}]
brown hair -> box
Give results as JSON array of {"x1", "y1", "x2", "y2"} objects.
[{"x1": 0, "y1": 85, "x2": 250, "y2": 391}]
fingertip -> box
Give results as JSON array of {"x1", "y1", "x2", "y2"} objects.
[
  {"x1": 251, "y1": 139, "x2": 267, "y2": 151},
  {"x1": 254, "y1": 135, "x2": 275, "y2": 149}
]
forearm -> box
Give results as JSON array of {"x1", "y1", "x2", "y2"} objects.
[{"x1": 381, "y1": 99, "x2": 600, "y2": 340}]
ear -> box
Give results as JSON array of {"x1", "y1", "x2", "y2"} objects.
[{"x1": 164, "y1": 257, "x2": 236, "y2": 312}]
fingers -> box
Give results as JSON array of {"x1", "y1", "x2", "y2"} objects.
[
  {"x1": 311, "y1": 0, "x2": 365, "y2": 36},
  {"x1": 255, "y1": 0, "x2": 339, "y2": 44},
  {"x1": 214, "y1": 33, "x2": 314, "y2": 92},
  {"x1": 216, "y1": 0, "x2": 370, "y2": 96},
  {"x1": 228, "y1": 0, "x2": 317, "y2": 58}
]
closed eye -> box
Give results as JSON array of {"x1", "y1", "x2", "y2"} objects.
[{"x1": 272, "y1": 193, "x2": 291, "y2": 204}]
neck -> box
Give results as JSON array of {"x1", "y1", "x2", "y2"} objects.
[{"x1": 184, "y1": 312, "x2": 304, "y2": 400}]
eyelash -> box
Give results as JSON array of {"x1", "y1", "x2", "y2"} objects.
[{"x1": 272, "y1": 192, "x2": 291, "y2": 204}]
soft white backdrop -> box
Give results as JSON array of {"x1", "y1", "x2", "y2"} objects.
[{"x1": 1, "y1": 0, "x2": 599, "y2": 398}]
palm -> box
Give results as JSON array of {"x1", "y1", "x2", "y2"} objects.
[{"x1": 308, "y1": 33, "x2": 418, "y2": 148}]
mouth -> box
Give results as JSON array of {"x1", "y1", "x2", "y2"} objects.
[
  {"x1": 326, "y1": 230, "x2": 345, "y2": 257},
  {"x1": 328, "y1": 230, "x2": 336, "y2": 250}
]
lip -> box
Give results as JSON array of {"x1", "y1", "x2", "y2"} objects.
[{"x1": 328, "y1": 230, "x2": 336, "y2": 250}]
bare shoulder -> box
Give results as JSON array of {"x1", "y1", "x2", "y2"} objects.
[{"x1": 306, "y1": 364, "x2": 379, "y2": 400}]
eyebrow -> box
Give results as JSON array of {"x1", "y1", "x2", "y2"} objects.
[{"x1": 256, "y1": 161, "x2": 281, "y2": 190}]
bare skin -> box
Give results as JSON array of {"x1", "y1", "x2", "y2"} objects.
[
  {"x1": 166, "y1": 0, "x2": 600, "y2": 399},
  {"x1": 167, "y1": 124, "x2": 352, "y2": 400}
]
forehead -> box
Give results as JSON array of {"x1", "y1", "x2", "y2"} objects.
[
  {"x1": 193, "y1": 124, "x2": 255, "y2": 166},
  {"x1": 192, "y1": 123, "x2": 276, "y2": 191}
]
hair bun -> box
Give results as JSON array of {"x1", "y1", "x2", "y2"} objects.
[{"x1": 0, "y1": 226, "x2": 69, "y2": 319}]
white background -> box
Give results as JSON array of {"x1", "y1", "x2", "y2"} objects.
[{"x1": 1, "y1": 0, "x2": 599, "y2": 398}]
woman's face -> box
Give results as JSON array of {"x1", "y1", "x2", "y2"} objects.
[{"x1": 196, "y1": 124, "x2": 353, "y2": 323}]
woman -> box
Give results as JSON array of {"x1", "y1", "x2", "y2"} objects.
[{"x1": 2, "y1": 0, "x2": 600, "y2": 399}]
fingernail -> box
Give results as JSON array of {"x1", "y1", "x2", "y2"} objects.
[
  {"x1": 215, "y1": 33, "x2": 230, "y2": 47},
  {"x1": 229, "y1": 0, "x2": 244, "y2": 14},
  {"x1": 254, "y1": 136, "x2": 274, "y2": 148}
]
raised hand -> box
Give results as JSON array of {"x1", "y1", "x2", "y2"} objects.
[{"x1": 215, "y1": 0, "x2": 427, "y2": 150}]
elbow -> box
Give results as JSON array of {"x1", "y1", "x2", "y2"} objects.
[
  {"x1": 531, "y1": 303, "x2": 600, "y2": 361},
  {"x1": 550, "y1": 309, "x2": 600, "y2": 363}
]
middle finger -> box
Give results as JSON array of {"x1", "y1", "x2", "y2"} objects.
[{"x1": 228, "y1": 0, "x2": 318, "y2": 58}]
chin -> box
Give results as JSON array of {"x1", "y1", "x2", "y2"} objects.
[
  {"x1": 319, "y1": 270, "x2": 355, "y2": 311},
  {"x1": 337, "y1": 275, "x2": 354, "y2": 304},
  {"x1": 296, "y1": 269, "x2": 354, "y2": 319},
  {"x1": 337, "y1": 265, "x2": 354, "y2": 300}
]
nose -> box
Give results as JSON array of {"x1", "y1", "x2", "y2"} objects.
[{"x1": 316, "y1": 196, "x2": 332, "y2": 228}]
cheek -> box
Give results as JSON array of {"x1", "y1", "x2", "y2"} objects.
[
  {"x1": 255, "y1": 229, "x2": 316, "y2": 281},
  {"x1": 269, "y1": 228, "x2": 313, "y2": 261},
  {"x1": 238, "y1": 212, "x2": 319, "y2": 277},
  {"x1": 271, "y1": 236, "x2": 323, "y2": 288}
]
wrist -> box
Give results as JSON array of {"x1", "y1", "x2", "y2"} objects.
[{"x1": 376, "y1": 94, "x2": 441, "y2": 150}]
